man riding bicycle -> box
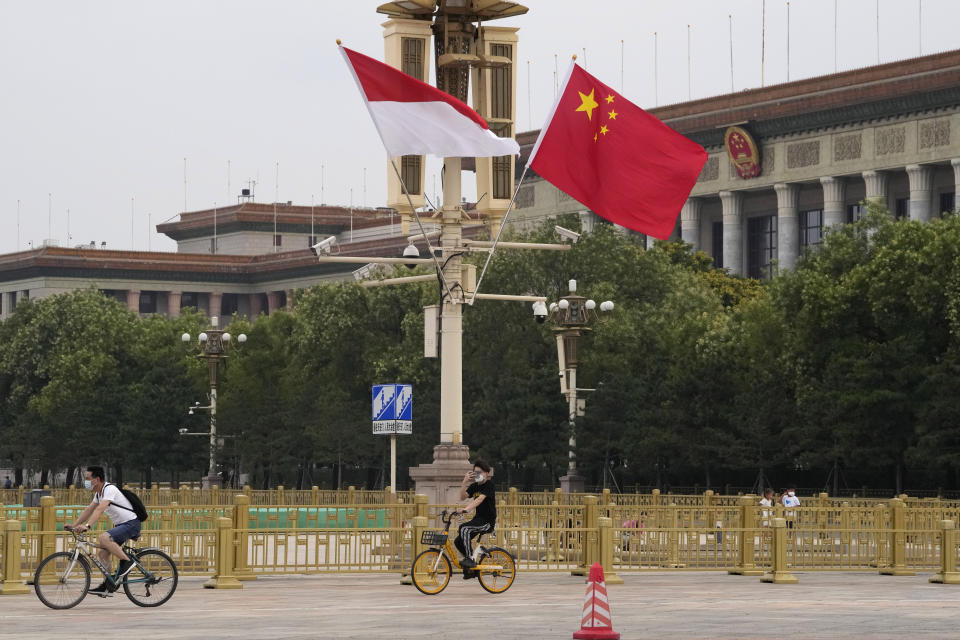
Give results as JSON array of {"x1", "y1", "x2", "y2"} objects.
[
  {"x1": 66, "y1": 466, "x2": 141, "y2": 594},
  {"x1": 455, "y1": 459, "x2": 495, "y2": 571}
]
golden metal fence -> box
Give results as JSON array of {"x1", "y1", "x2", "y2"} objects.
[{"x1": 3, "y1": 492, "x2": 960, "y2": 591}]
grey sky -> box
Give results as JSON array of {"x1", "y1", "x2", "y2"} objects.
[{"x1": 2, "y1": 0, "x2": 955, "y2": 253}]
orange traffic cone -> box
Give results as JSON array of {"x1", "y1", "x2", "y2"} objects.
[{"x1": 573, "y1": 562, "x2": 620, "y2": 639}]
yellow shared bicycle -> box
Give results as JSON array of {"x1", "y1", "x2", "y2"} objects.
[{"x1": 411, "y1": 509, "x2": 516, "y2": 595}]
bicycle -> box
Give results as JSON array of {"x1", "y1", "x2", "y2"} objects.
[
  {"x1": 33, "y1": 524, "x2": 178, "y2": 609},
  {"x1": 411, "y1": 509, "x2": 516, "y2": 595}
]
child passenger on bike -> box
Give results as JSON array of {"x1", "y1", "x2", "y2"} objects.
[{"x1": 455, "y1": 459, "x2": 495, "y2": 571}]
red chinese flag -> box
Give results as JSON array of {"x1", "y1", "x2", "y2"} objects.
[{"x1": 528, "y1": 63, "x2": 707, "y2": 240}]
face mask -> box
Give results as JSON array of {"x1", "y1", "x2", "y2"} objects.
[
  {"x1": 475, "y1": 474, "x2": 485, "y2": 484},
  {"x1": 84, "y1": 480, "x2": 93, "y2": 490}
]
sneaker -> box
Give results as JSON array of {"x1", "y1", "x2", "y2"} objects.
[
  {"x1": 116, "y1": 558, "x2": 135, "y2": 579},
  {"x1": 462, "y1": 569, "x2": 477, "y2": 580},
  {"x1": 459, "y1": 557, "x2": 476, "y2": 569},
  {"x1": 89, "y1": 581, "x2": 115, "y2": 595}
]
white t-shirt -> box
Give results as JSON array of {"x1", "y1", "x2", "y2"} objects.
[
  {"x1": 94, "y1": 484, "x2": 137, "y2": 526},
  {"x1": 783, "y1": 493, "x2": 801, "y2": 508}
]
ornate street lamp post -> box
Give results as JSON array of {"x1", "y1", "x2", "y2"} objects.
[
  {"x1": 537, "y1": 280, "x2": 613, "y2": 492},
  {"x1": 181, "y1": 316, "x2": 246, "y2": 489}
]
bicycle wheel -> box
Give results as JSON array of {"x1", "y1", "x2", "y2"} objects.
[
  {"x1": 123, "y1": 549, "x2": 178, "y2": 607},
  {"x1": 477, "y1": 547, "x2": 516, "y2": 594},
  {"x1": 34, "y1": 552, "x2": 91, "y2": 610},
  {"x1": 411, "y1": 549, "x2": 451, "y2": 595}
]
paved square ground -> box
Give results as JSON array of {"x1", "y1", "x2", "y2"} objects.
[{"x1": 2, "y1": 571, "x2": 958, "y2": 639}]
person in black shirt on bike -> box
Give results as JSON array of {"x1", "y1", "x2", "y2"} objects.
[{"x1": 455, "y1": 459, "x2": 496, "y2": 569}]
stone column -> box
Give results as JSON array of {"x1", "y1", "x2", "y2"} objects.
[
  {"x1": 863, "y1": 170, "x2": 889, "y2": 211},
  {"x1": 285, "y1": 289, "x2": 295, "y2": 310},
  {"x1": 774, "y1": 183, "x2": 799, "y2": 271},
  {"x1": 167, "y1": 291, "x2": 182, "y2": 319},
  {"x1": 208, "y1": 292, "x2": 223, "y2": 318},
  {"x1": 680, "y1": 198, "x2": 702, "y2": 250},
  {"x1": 905, "y1": 164, "x2": 933, "y2": 222},
  {"x1": 126, "y1": 290, "x2": 140, "y2": 313},
  {"x1": 266, "y1": 291, "x2": 281, "y2": 314},
  {"x1": 248, "y1": 293, "x2": 263, "y2": 319},
  {"x1": 951, "y1": 159, "x2": 960, "y2": 213},
  {"x1": 820, "y1": 176, "x2": 847, "y2": 228},
  {"x1": 719, "y1": 191, "x2": 744, "y2": 276}
]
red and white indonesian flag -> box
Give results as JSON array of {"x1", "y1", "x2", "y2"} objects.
[{"x1": 340, "y1": 46, "x2": 519, "y2": 158}]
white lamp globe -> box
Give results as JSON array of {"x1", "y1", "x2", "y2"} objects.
[
  {"x1": 238, "y1": 334, "x2": 247, "y2": 344},
  {"x1": 222, "y1": 332, "x2": 231, "y2": 342},
  {"x1": 181, "y1": 333, "x2": 191, "y2": 343},
  {"x1": 198, "y1": 332, "x2": 208, "y2": 343},
  {"x1": 558, "y1": 299, "x2": 570, "y2": 310},
  {"x1": 585, "y1": 300, "x2": 596, "y2": 310}
]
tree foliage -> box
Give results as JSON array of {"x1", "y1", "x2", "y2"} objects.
[{"x1": 3, "y1": 210, "x2": 960, "y2": 493}]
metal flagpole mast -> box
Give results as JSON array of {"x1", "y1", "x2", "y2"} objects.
[
  {"x1": 761, "y1": 0, "x2": 766, "y2": 87},
  {"x1": 729, "y1": 15, "x2": 735, "y2": 92}
]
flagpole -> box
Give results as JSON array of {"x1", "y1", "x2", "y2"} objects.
[
  {"x1": 653, "y1": 32, "x2": 659, "y2": 106},
  {"x1": 761, "y1": 0, "x2": 766, "y2": 87},
  {"x1": 469, "y1": 165, "x2": 531, "y2": 305},
  {"x1": 729, "y1": 14, "x2": 735, "y2": 92},
  {"x1": 389, "y1": 159, "x2": 456, "y2": 302}
]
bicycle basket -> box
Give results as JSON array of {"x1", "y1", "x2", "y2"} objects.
[{"x1": 421, "y1": 531, "x2": 448, "y2": 546}]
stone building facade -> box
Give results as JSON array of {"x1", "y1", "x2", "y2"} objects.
[{"x1": 0, "y1": 203, "x2": 455, "y2": 320}]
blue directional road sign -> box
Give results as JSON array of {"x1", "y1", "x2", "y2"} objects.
[
  {"x1": 371, "y1": 384, "x2": 412, "y2": 435},
  {"x1": 394, "y1": 384, "x2": 413, "y2": 434}
]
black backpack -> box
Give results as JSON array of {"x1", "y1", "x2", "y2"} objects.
[{"x1": 105, "y1": 483, "x2": 149, "y2": 522}]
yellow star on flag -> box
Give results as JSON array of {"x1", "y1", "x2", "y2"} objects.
[
  {"x1": 600, "y1": 125, "x2": 610, "y2": 136},
  {"x1": 576, "y1": 88, "x2": 599, "y2": 121},
  {"x1": 608, "y1": 109, "x2": 618, "y2": 120},
  {"x1": 605, "y1": 95, "x2": 614, "y2": 104}
]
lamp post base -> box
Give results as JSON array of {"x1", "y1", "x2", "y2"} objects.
[
  {"x1": 560, "y1": 472, "x2": 585, "y2": 494},
  {"x1": 202, "y1": 474, "x2": 222, "y2": 490},
  {"x1": 409, "y1": 442, "x2": 473, "y2": 505}
]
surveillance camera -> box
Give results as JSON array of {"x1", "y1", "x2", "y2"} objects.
[
  {"x1": 310, "y1": 235, "x2": 338, "y2": 256},
  {"x1": 402, "y1": 243, "x2": 420, "y2": 270},
  {"x1": 554, "y1": 225, "x2": 581, "y2": 244},
  {"x1": 179, "y1": 428, "x2": 188, "y2": 435},
  {"x1": 532, "y1": 300, "x2": 548, "y2": 323}
]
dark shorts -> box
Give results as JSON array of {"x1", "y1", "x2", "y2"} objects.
[{"x1": 107, "y1": 519, "x2": 141, "y2": 544}]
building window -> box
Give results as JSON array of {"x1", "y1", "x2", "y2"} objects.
[
  {"x1": 711, "y1": 221, "x2": 723, "y2": 269},
  {"x1": 138, "y1": 292, "x2": 157, "y2": 315},
  {"x1": 400, "y1": 155, "x2": 422, "y2": 195},
  {"x1": 181, "y1": 293, "x2": 198, "y2": 310},
  {"x1": 748, "y1": 215, "x2": 777, "y2": 280},
  {"x1": 221, "y1": 294, "x2": 239, "y2": 317},
  {"x1": 940, "y1": 192, "x2": 956, "y2": 216},
  {"x1": 800, "y1": 209, "x2": 824, "y2": 248},
  {"x1": 895, "y1": 197, "x2": 910, "y2": 220},
  {"x1": 273, "y1": 234, "x2": 282, "y2": 247},
  {"x1": 401, "y1": 37, "x2": 424, "y2": 80},
  {"x1": 847, "y1": 204, "x2": 866, "y2": 223}
]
